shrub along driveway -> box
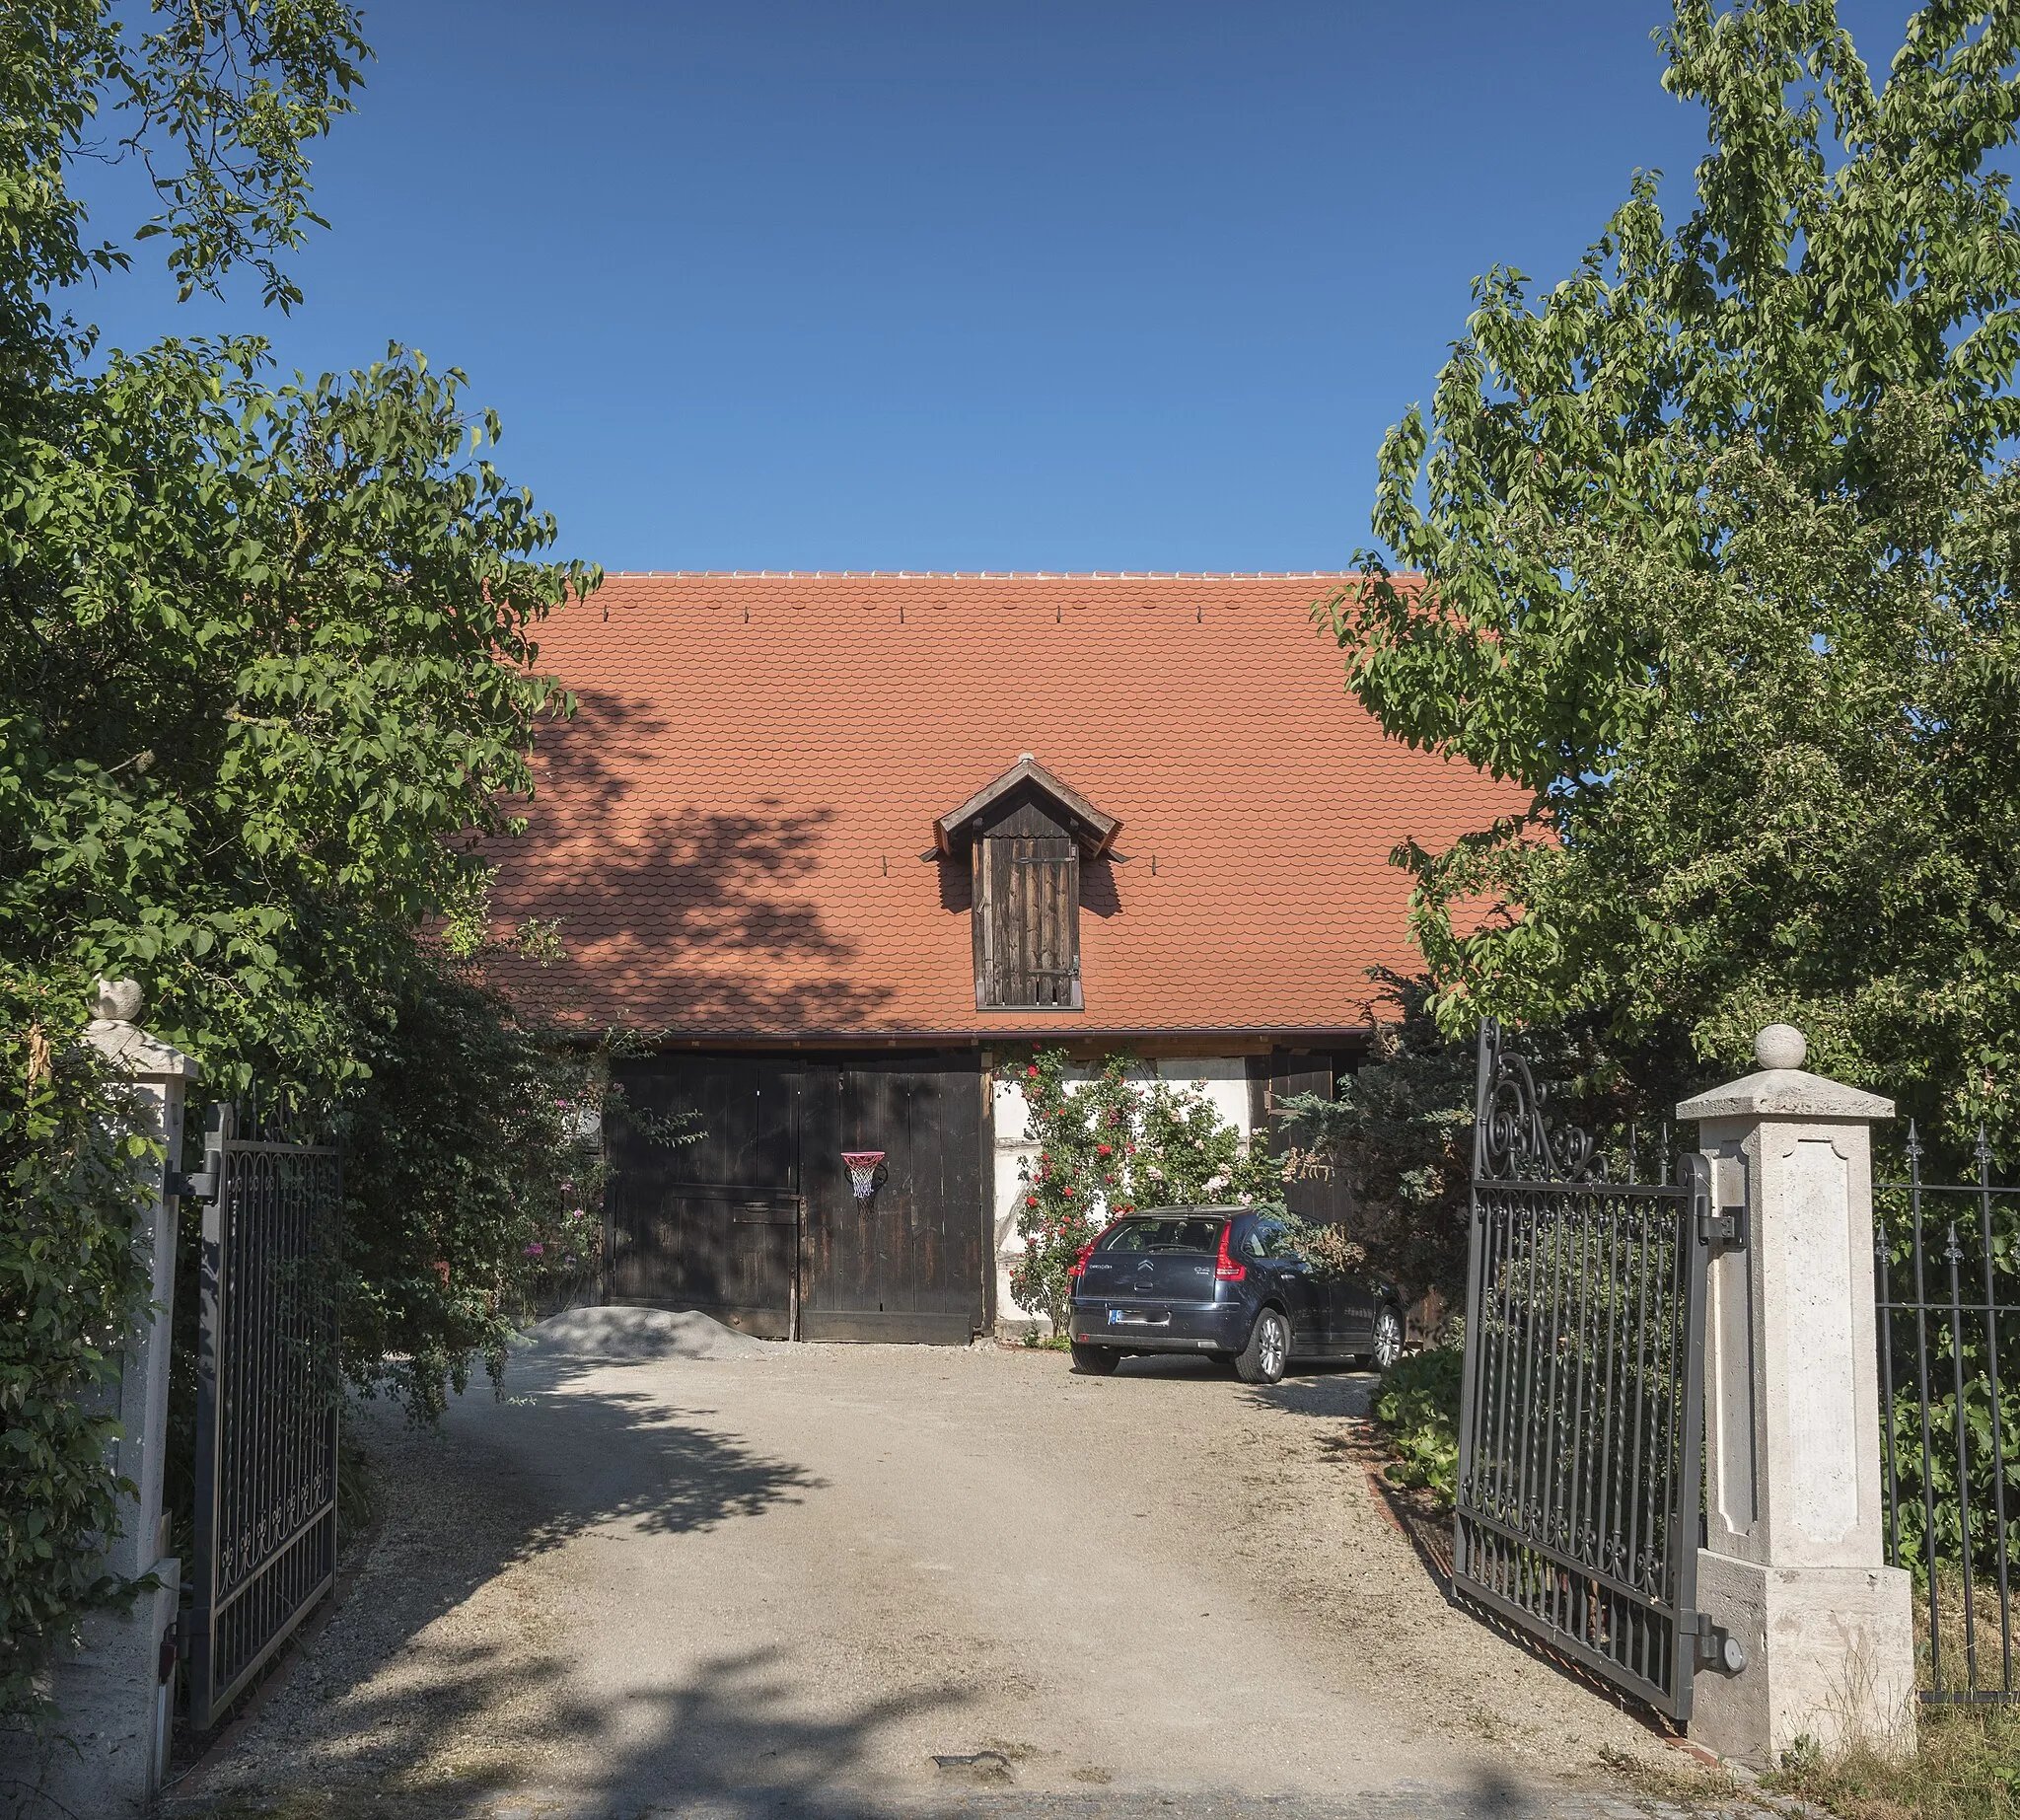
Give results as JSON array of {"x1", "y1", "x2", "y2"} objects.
[{"x1": 177, "y1": 1312, "x2": 1730, "y2": 1820}]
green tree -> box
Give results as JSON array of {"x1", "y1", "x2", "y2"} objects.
[
  {"x1": 2, "y1": 2, "x2": 602, "y2": 1711},
  {"x1": 1326, "y1": 0, "x2": 2020, "y2": 1159}
]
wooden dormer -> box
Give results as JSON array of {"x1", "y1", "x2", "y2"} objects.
[{"x1": 933, "y1": 756, "x2": 1119, "y2": 1011}]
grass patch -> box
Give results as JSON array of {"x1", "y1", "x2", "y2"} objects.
[
  {"x1": 334, "y1": 1429, "x2": 375, "y2": 1553},
  {"x1": 1019, "y1": 1325, "x2": 1072, "y2": 1351},
  {"x1": 1372, "y1": 1343, "x2": 1461, "y2": 1508},
  {"x1": 1762, "y1": 1707, "x2": 2020, "y2": 1820},
  {"x1": 1597, "y1": 1740, "x2": 1745, "y2": 1807}
]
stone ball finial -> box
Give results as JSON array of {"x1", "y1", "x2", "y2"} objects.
[
  {"x1": 1018, "y1": 751, "x2": 1035, "y2": 764},
  {"x1": 1756, "y1": 1023, "x2": 1807, "y2": 1072},
  {"x1": 91, "y1": 977, "x2": 144, "y2": 1025}
]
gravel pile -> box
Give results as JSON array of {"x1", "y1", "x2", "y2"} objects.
[{"x1": 523, "y1": 1306, "x2": 779, "y2": 1361}]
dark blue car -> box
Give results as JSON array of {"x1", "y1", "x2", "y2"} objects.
[{"x1": 1067, "y1": 1206, "x2": 1405, "y2": 1384}]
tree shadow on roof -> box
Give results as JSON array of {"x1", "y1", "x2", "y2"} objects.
[{"x1": 484, "y1": 690, "x2": 897, "y2": 1031}]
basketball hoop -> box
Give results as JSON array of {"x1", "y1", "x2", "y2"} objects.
[{"x1": 842, "y1": 1150, "x2": 887, "y2": 1201}]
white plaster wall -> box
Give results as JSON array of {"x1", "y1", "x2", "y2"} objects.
[{"x1": 991, "y1": 1057, "x2": 1257, "y2": 1337}]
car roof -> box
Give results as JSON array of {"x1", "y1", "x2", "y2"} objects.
[{"x1": 1114, "y1": 1205, "x2": 1274, "y2": 1219}]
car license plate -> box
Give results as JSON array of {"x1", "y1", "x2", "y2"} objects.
[{"x1": 1107, "y1": 1307, "x2": 1123, "y2": 1325}]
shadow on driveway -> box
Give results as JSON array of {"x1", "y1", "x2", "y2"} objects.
[{"x1": 1098, "y1": 1351, "x2": 1376, "y2": 1420}]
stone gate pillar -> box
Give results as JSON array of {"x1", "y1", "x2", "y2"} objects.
[
  {"x1": 1680, "y1": 1024, "x2": 1915, "y2": 1767},
  {"x1": 0, "y1": 980, "x2": 198, "y2": 1817}
]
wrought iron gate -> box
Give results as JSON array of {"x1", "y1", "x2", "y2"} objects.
[
  {"x1": 1875, "y1": 1126, "x2": 2020, "y2": 1703},
  {"x1": 1454, "y1": 1022, "x2": 1712, "y2": 1721},
  {"x1": 184, "y1": 1099, "x2": 342, "y2": 1728}
]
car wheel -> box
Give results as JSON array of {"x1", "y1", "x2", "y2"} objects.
[
  {"x1": 1358, "y1": 1305, "x2": 1405, "y2": 1370},
  {"x1": 1234, "y1": 1307, "x2": 1290, "y2": 1385},
  {"x1": 1070, "y1": 1342, "x2": 1121, "y2": 1375}
]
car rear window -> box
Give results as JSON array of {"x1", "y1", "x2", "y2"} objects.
[{"x1": 1099, "y1": 1215, "x2": 1227, "y2": 1256}]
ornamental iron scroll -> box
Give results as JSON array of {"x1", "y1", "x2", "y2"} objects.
[{"x1": 1473, "y1": 1017, "x2": 1600, "y2": 1184}]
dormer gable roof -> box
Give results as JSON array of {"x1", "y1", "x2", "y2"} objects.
[{"x1": 932, "y1": 754, "x2": 1119, "y2": 861}]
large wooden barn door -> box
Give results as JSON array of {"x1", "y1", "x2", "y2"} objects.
[
  {"x1": 606, "y1": 1056, "x2": 801, "y2": 1339},
  {"x1": 798, "y1": 1054, "x2": 986, "y2": 1345},
  {"x1": 607, "y1": 1052, "x2": 986, "y2": 1346}
]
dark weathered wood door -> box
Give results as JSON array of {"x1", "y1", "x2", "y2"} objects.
[
  {"x1": 606, "y1": 1051, "x2": 987, "y2": 1346},
  {"x1": 606, "y1": 1056, "x2": 801, "y2": 1339},
  {"x1": 798, "y1": 1054, "x2": 987, "y2": 1345}
]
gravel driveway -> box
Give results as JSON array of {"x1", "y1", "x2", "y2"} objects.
[{"x1": 175, "y1": 1312, "x2": 1752, "y2": 1820}]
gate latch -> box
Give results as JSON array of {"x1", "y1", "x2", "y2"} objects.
[
  {"x1": 1686, "y1": 1609, "x2": 1748, "y2": 1674},
  {"x1": 1697, "y1": 1202, "x2": 1748, "y2": 1253}
]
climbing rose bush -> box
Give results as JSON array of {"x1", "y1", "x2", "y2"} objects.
[{"x1": 1007, "y1": 1048, "x2": 1282, "y2": 1337}]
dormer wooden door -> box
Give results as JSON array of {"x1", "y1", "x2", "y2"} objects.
[{"x1": 974, "y1": 799, "x2": 1082, "y2": 1010}]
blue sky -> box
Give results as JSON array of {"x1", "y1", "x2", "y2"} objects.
[{"x1": 72, "y1": 1, "x2": 1912, "y2": 574}]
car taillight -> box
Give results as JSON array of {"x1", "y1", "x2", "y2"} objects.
[{"x1": 1214, "y1": 1223, "x2": 1246, "y2": 1282}]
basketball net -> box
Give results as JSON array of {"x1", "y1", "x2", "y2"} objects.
[{"x1": 841, "y1": 1150, "x2": 886, "y2": 1201}]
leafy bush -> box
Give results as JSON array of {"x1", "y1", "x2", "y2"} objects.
[
  {"x1": 1276, "y1": 1210, "x2": 1367, "y2": 1278},
  {"x1": 1273, "y1": 975, "x2": 1476, "y2": 1306},
  {"x1": 0, "y1": 975, "x2": 158, "y2": 1719},
  {"x1": 1373, "y1": 1341, "x2": 1463, "y2": 1508},
  {"x1": 331, "y1": 950, "x2": 609, "y2": 1420}
]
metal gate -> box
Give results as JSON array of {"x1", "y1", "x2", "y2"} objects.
[
  {"x1": 183, "y1": 1098, "x2": 342, "y2": 1729},
  {"x1": 1875, "y1": 1125, "x2": 2020, "y2": 1703},
  {"x1": 1454, "y1": 1022, "x2": 1713, "y2": 1721}
]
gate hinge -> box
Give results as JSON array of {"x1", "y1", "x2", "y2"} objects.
[
  {"x1": 1684, "y1": 1608, "x2": 1748, "y2": 1674},
  {"x1": 1697, "y1": 1202, "x2": 1748, "y2": 1253},
  {"x1": 169, "y1": 1138, "x2": 226, "y2": 1203}
]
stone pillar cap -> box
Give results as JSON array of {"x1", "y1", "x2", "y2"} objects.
[
  {"x1": 81, "y1": 978, "x2": 198, "y2": 1082},
  {"x1": 83, "y1": 1020, "x2": 199, "y2": 1081},
  {"x1": 1676, "y1": 1024, "x2": 1892, "y2": 1123}
]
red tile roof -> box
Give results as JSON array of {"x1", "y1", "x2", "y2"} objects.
[{"x1": 482, "y1": 573, "x2": 1522, "y2": 1040}]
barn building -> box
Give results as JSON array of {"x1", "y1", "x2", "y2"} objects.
[{"x1": 484, "y1": 571, "x2": 1518, "y2": 1345}]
